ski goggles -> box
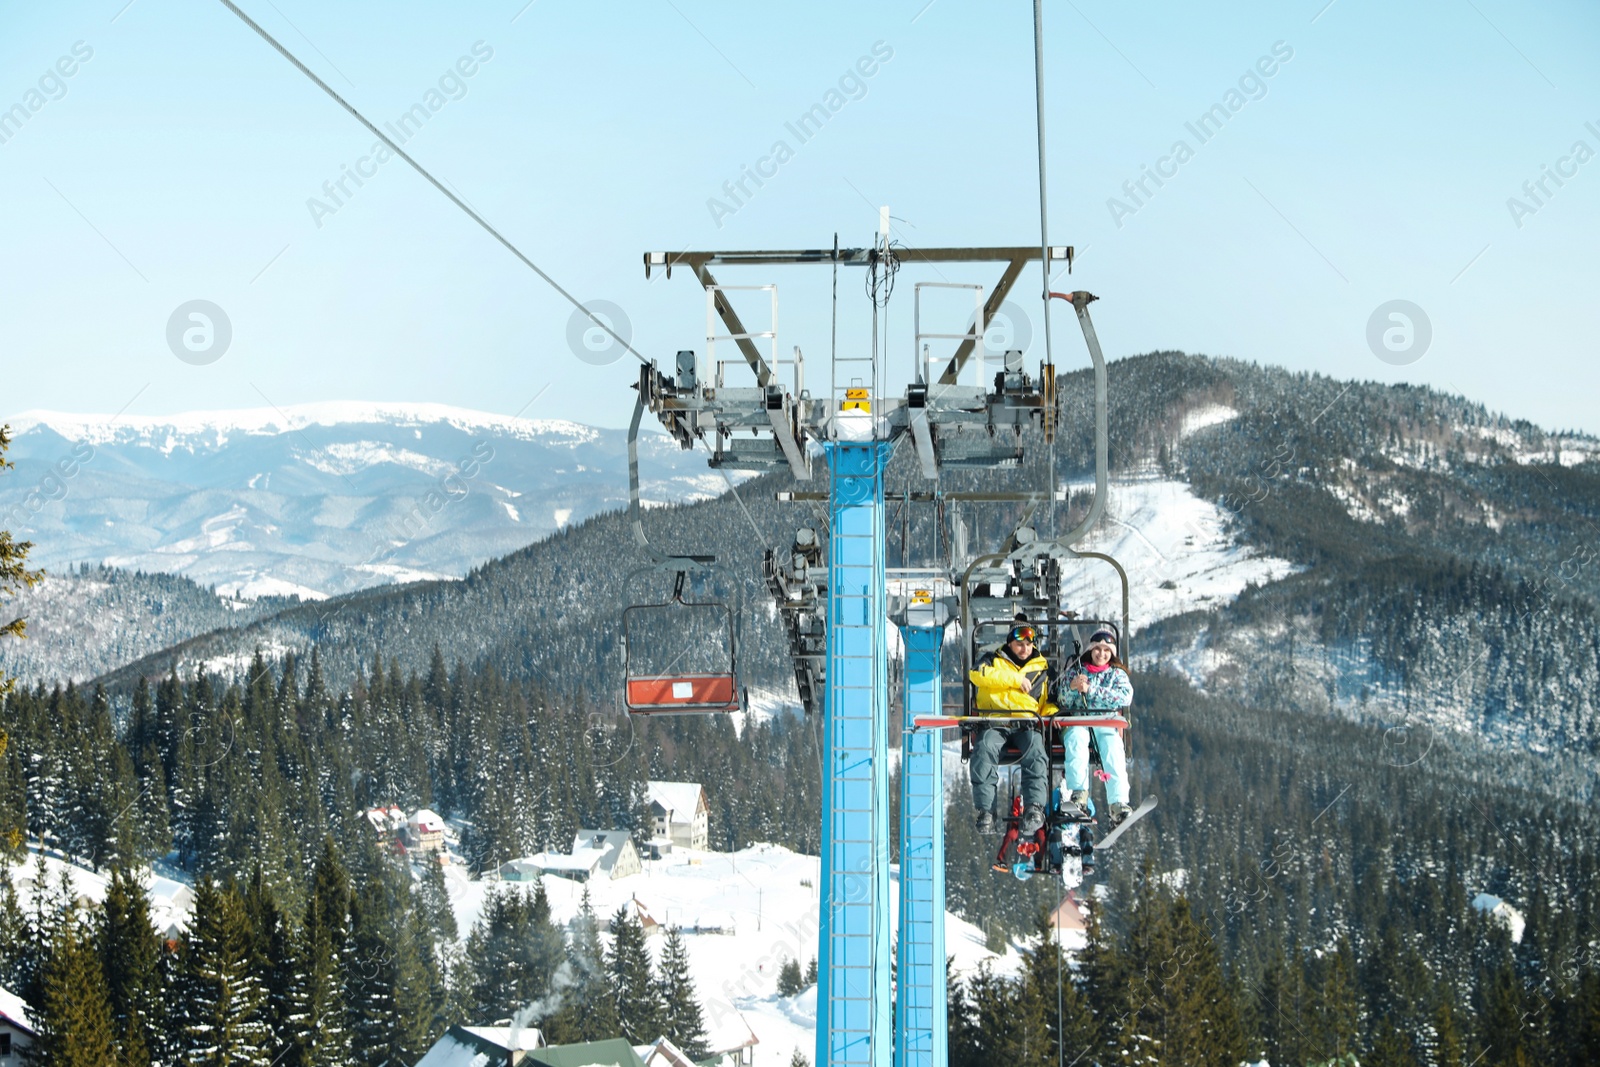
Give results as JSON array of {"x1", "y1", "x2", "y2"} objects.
[
  {"x1": 1008, "y1": 625, "x2": 1037, "y2": 643},
  {"x1": 1087, "y1": 630, "x2": 1118, "y2": 650}
]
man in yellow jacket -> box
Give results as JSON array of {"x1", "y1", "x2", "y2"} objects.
[{"x1": 968, "y1": 623, "x2": 1054, "y2": 835}]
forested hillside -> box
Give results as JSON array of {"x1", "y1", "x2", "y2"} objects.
[{"x1": 0, "y1": 564, "x2": 299, "y2": 683}]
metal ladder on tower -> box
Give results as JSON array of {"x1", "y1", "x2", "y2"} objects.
[{"x1": 817, "y1": 332, "x2": 892, "y2": 1065}]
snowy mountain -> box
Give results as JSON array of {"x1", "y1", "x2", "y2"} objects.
[{"x1": 1, "y1": 402, "x2": 741, "y2": 600}]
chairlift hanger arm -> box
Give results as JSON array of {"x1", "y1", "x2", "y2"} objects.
[{"x1": 1051, "y1": 290, "x2": 1109, "y2": 549}]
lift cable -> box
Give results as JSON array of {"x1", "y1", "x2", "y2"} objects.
[
  {"x1": 216, "y1": 0, "x2": 645, "y2": 365},
  {"x1": 1033, "y1": 0, "x2": 1062, "y2": 541},
  {"x1": 219, "y1": 0, "x2": 776, "y2": 547},
  {"x1": 1032, "y1": 3, "x2": 1068, "y2": 1062}
]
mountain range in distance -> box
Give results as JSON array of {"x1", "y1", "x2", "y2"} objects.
[{"x1": 1, "y1": 401, "x2": 745, "y2": 600}]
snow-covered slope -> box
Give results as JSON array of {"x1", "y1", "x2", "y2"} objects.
[
  {"x1": 1058, "y1": 477, "x2": 1301, "y2": 636},
  {"x1": 1, "y1": 403, "x2": 744, "y2": 599}
]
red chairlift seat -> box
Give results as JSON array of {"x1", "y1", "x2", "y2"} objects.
[
  {"x1": 625, "y1": 672, "x2": 740, "y2": 713},
  {"x1": 621, "y1": 570, "x2": 744, "y2": 716}
]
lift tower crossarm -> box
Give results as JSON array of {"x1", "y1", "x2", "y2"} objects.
[{"x1": 644, "y1": 247, "x2": 1072, "y2": 392}]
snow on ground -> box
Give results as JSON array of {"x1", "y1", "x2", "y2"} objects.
[
  {"x1": 4, "y1": 848, "x2": 194, "y2": 935},
  {"x1": 214, "y1": 573, "x2": 328, "y2": 601},
  {"x1": 440, "y1": 842, "x2": 1021, "y2": 1056},
  {"x1": 1178, "y1": 403, "x2": 1239, "y2": 438},
  {"x1": 1059, "y1": 477, "x2": 1301, "y2": 633}
]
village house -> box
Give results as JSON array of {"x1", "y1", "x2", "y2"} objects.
[
  {"x1": 1049, "y1": 891, "x2": 1088, "y2": 946},
  {"x1": 607, "y1": 895, "x2": 662, "y2": 938},
  {"x1": 507, "y1": 830, "x2": 642, "y2": 884},
  {"x1": 406, "y1": 808, "x2": 447, "y2": 854},
  {"x1": 647, "y1": 781, "x2": 709, "y2": 851},
  {"x1": 0, "y1": 985, "x2": 36, "y2": 1062},
  {"x1": 415, "y1": 1029, "x2": 648, "y2": 1067}
]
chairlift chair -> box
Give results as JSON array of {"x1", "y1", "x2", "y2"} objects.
[
  {"x1": 947, "y1": 547, "x2": 1135, "y2": 881},
  {"x1": 620, "y1": 387, "x2": 745, "y2": 715},
  {"x1": 621, "y1": 566, "x2": 743, "y2": 715}
]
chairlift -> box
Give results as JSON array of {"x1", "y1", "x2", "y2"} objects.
[
  {"x1": 620, "y1": 384, "x2": 745, "y2": 716},
  {"x1": 622, "y1": 566, "x2": 743, "y2": 714},
  {"x1": 922, "y1": 544, "x2": 1139, "y2": 882}
]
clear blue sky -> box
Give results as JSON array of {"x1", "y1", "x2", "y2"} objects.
[{"x1": 2, "y1": 0, "x2": 1597, "y2": 431}]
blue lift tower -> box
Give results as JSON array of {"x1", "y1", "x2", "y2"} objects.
[
  {"x1": 638, "y1": 235, "x2": 1071, "y2": 1067},
  {"x1": 888, "y1": 576, "x2": 954, "y2": 1067}
]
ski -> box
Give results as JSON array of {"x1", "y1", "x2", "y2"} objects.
[{"x1": 1090, "y1": 796, "x2": 1157, "y2": 850}]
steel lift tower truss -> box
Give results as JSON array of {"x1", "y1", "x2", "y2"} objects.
[{"x1": 638, "y1": 240, "x2": 1074, "y2": 1067}]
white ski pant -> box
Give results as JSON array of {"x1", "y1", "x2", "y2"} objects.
[{"x1": 1062, "y1": 725, "x2": 1129, "y2": 805}]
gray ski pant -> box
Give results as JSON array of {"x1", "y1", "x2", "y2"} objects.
[{"x1": 969, "y1": 724, "x2": 1049, "y2": 814}]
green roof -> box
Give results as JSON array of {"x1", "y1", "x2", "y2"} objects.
[{"x1": 526, "y1": 1038, "x2": 648, "y2": 1067}]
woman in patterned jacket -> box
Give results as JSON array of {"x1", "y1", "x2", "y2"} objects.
[{"x1": 1058, "y1": 629, "x2": 1133, "y2": 826}]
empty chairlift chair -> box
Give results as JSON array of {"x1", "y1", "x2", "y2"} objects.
[{"x1": 622, "y1": 568, "x2": 743, "y2": 714}]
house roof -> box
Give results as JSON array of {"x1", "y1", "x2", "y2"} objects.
[
  {"x1": 409, "y1": 808, "x2": 446, "y2": 832},
  {"x1": 573, "y1": 830, "x2": 637, "y2": 875},
  {"x1": 528, "y1": 849, "x2": 604, "y2": 874},
  {"x1": 414, "y1": 1024, "x2": 543, "y2": 1067},
  {"x1": 639, "y1": 1035, "x2": 699, "y2": 1067},
  {"x1": 0, "y1": 984, "x2": 35, "y2": 1036},
  {"x1": 647, "y1": 781, "x2": 705, "y2": 821},
  {"x1": 703, "y1": 1009, "x2": 760, "y2": 1053},
  {"x1": 461, "y1": 1024, "x2": 544, "y2": 1050},
  {"x1": 527, "y1": 1037, "x2": 648, "y2": 1067}
]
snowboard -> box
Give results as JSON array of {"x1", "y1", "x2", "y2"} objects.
[{"x1": 1090, "y1": 795, "x2": 1157, "y2": 851}]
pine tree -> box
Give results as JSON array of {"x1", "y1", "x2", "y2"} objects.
[
  {"x1": 655, "y1": 926, "x2": 708, "y2": 1058},
  {"x1": 1366, "y1": 1019, "x2": 1419, "y2": 1067},
  {"x1": 544, "y1": 890, "x2": 618, "y2": 1044},
  {"x1": 243, "y1": 869, "x2": 297, "y2": 1065},
  {"x1": 776, "y1": 957, "x2": 805, "y2": 997},
  {"x1": 961, "y1": 962, "x2": 1019, "y2": 1064},
  {"x1": 415, "y1": 859, "x2": 458, "y2": 945},
  {"x1": 1307, "y1": 938, "x2": 1362, "y2": 1063},
  {"x1": 35, "y1": 919, "x2": 118, "y2": 1065},
  {"x1": 283, "y1": 863, "x2": 350, "y2": 1067},
  {"x1": 176, "y1": 878, "x2": 272, "y2": 1066},
  {"x1": 947, "y1": 967, "x2": 983, "y2": 1067},
  {"x1": 0, "y1": 424, "x2": 44, "y2": 699},
  {"x1": 1018, "y1": 910, "x2": 1095, "y2": 1066},
  {"x1": 21, "y1": 853, "x2": 75, "y2": 1009},
  {"x1": 98, "y1": 865, "x2": 161, "y2": 1066},
  {"x1": 464, "y1": 886, "x2": 530, "y2": 1020},
  {"x1": 608, "y1": 904, "x2": 664, "y2": 1044},
  {"x1": 1432, "y1": 994, "x2": 1467, "y2": 1067},
  {"x1": 343, "y1": 875, "x2": 439, "y2": 1067},
  {"x1": 0, "y1": 853, "x2": 27, "y2": 996}
]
